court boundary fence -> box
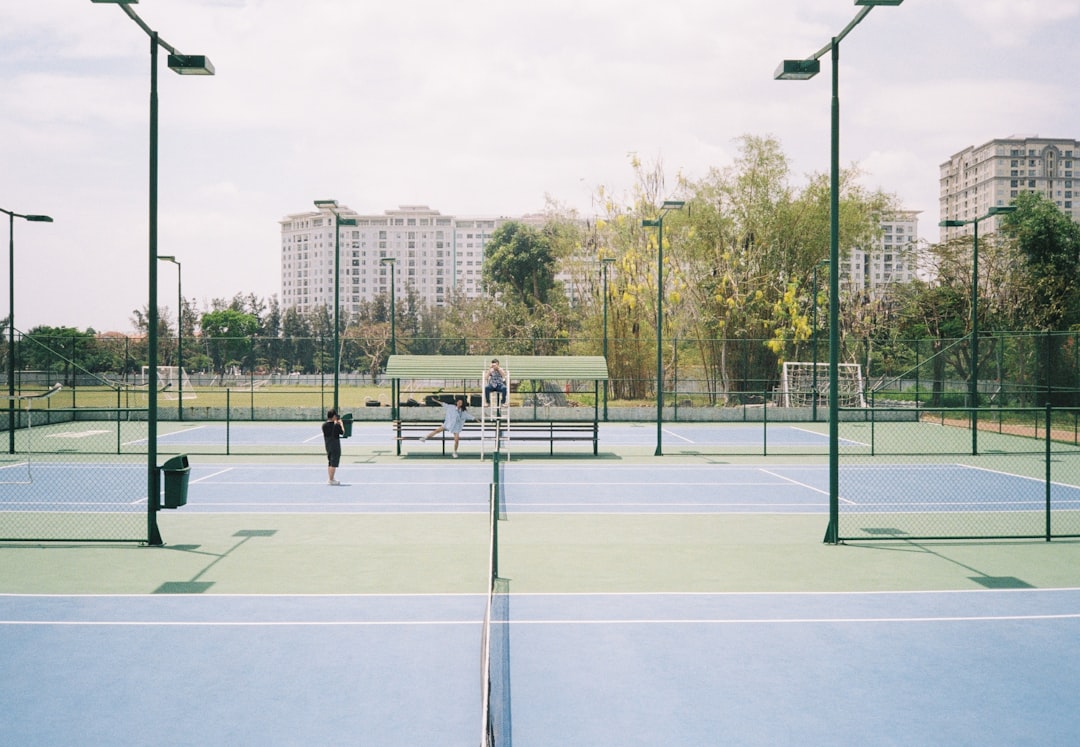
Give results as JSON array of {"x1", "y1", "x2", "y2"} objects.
[{"x1": 835, "y1": 404, "x2": 1080, "y2": 542}]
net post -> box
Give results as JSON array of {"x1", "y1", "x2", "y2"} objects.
[{"x1": 491, "y1": 448, "x2": 500, "y2": 578}]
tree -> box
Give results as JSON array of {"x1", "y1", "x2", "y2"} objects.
[
  {"x1": 199, "y1": 308, "x2": 259, "y2": 375},
  {"x1": 999, "y1": 192, "x2": 1080, "y2": 404},
  {"x1": 19, "y1": 325, "x2": 125, "y2": 379},
  {"x1": 1000, "y1": 191, "x2": 1080, "y2": 331},
  {"x1": 482, "y1": 222, "x2": 558, "y2": 307}
]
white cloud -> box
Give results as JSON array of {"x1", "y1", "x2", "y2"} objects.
[{"x1": 1, "y1": 0, "x2": 1077, "y2": 332}]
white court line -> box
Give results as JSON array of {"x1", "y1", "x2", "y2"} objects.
[
  {"x1": 159, "y1": 425, "x2": 209, "y2": 439},
  {"x1": 503, "y1": 612, "x2": 1080, "y2": 625},
  {"x1": 45, "y1": 430, "x2": 110, "y2": 439},
  {"x1": 0, "y1": 619, "x2": 480, "y2": 627},
  {"x1": 789, "y1": 426, "x2": 829, "y2": 440},
  {"x1": 502, "y1": 481, "x2": 790, "y2": 487},
  {"x1": 662, "y1": 427, "x2": 695, "y2": 443},
  {"x1": 757, "y1": 467, "x2": 854, "y2": 504},
  {"x1": 191, "y1": 467, "x2": 234, "y2": 484},
  {"x1": 4, "y1": 612, "x2": 1080, "y2": 627}
]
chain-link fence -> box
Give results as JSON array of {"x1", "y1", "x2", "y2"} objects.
[
  {"x1": 0, "y1": 406, "x2": 147, "y2": 542},
  {"x1": 835, "y1": 405, "x2": 1080, "y2": 541}
]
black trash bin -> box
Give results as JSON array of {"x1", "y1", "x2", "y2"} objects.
[
  {"x1": 341, "y1": 413, "x2": 353, "y2": 438},
  {"x1": 161, "y1": 454, "x2": 190, "y2": 509}
]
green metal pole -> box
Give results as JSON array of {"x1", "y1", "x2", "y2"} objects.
[
  {"x1": 1046, "y1": 402, "x2": 1052, "y2": 541},
  {"x1": 602, "y1": 261, "x2": 610, "y2": 421},
  {"x1": 147, "y1": 33, "x2": 162, "y2": 546},
  {"x1": 655, "y1": 216, "x2": 664, "y2": 456},
  {"x1": 825, "y1": 38, "x2": 840, "y2": 544},
  {"x1": 390, "y1": 265, "x2": 396, "y2": 420},
  {"x1": 333, "y1": 212, "x2": 340, "y2": 414},
  {"x1": 177, "y1": 261, "x2": 183, "y2": 421},
  {"x1": 7, "y1": 212, "x2": 14, "y2": 455},
  {"x1": 812, "y1": 261, "x2": 819, "y2": 422},
  {"x1": 971, "y1": 216, "x2": 979, "y2": 456}
]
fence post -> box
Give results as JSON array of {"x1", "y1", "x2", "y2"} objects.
[
  {"x1": 762, "y1": 389, "x2": 768, "y2": 457},
  {"x1": 1046, "y1": 402, "x2": 1052, "y2": 541}
]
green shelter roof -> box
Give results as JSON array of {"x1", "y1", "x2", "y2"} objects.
[{"x1": 385, "y1": 355, "x2": 608, "y2": 381}]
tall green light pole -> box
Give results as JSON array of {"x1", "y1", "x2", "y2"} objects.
[
  {"x1": 601, "y1": 256, "x2": 616, "y2": 421},
  {"x1": 314, "y1": 200, "x2": 357, "y2": 413},
  {"x1": 939, "y1": 204, "x2": 1017, "y2": 455},
  {"x1": 776, "y1": 0, "x2": 903, "y2": 544},
  {"x1": 380, "y1": 257, "x2": 397, "y2": 419},
  {"x1": 158, "y1": 255, "x2": 182, "y2": 420},
  {"x1": 95, "y1": 0, "x2": 214, "y2": 546},
  {"x1": 3, "y1": 208, "x2": 53, "y2": 454},
  {"x1": 642, "y1": 199, "x2": 686, "y2": 456},
  {"x1": 811, "y1": 258, "x2": 828, "y2": 421}
]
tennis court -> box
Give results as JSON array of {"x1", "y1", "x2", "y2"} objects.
[{"x1": 4, "y1": 422, "x2": 1080, "y2": 744}]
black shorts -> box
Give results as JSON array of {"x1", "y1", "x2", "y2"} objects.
[{"x1": 325, "y1": 440, "x2": 341, "y2": 468}]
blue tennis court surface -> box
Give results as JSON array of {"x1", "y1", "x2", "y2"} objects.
[
  {"x1": 4, "y1": 589, "x2": 1080, "y2": 744},
  {"x1": 6, "y1": 462, "x2": 1080, "y2": 515}
]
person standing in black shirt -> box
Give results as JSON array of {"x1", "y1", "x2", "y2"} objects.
[{"x1": 322, "y1": 409, "x2": 344, "y2": 485}]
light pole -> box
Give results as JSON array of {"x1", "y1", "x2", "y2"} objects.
[
  {"x1": 601, "y1": 256, "x2": 616, "y2": 421},
  {"x1": 314, "y1": 200, "x2": 358, "y2": 413},
  {"x1": 158, "y1": 255, "x2": 182, "y2": 420},
  {"x1": 811, "y1": 259, "x2": 828, "y2": 422},
  {"x1": 939, "y1": 204, "x2": 1017, "y2": 455},
  {"x1": 95, "y1": 0, "x2": 214, "y2": 546},
  {"x1": 642, "y1": 199, "x2": 686, "y2": 456},
  {"x1": 2, "y1": 208, "x2": 53, "y2": 454},
  {"x1": 776, "y1": 0, "x2": 903, "y2": 543},
  {"x1": 380, "y1": 257, "x2": 397, "y2": 419}
]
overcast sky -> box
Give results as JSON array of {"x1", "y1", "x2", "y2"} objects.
[{"x1": 2, "y1": 0, "x2": 1078, "y2": 334}]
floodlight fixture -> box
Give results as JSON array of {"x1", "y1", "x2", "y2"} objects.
[
  {"x1": 775, "y1": 59, "x2": 821, "y2": 81},
  {"x1": 167, "y1": 54, "x2": 215, "y2": 75}
]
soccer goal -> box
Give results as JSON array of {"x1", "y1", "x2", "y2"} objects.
[
  {"x1": 781, "y1": 362, "x2": 866, "y2": 408},
  {"x1": 0, "y1": 383, "x2": 63, "y2": 484},
  {"x1": 139, "y1": 366, "x2": 197, "y2": 401}
]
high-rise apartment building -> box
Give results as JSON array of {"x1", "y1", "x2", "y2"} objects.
[
  {"x1": 279, "y1": 204, "x2": 509, "y2": 314},
  {"x1": 940, "y1": 135, "x2": 1079, "y2": 240},
  {"x1": 840, "y1": 210, "x2": 921, "y2": 296}
]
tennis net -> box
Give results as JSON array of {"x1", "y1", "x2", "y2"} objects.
[{"x1": 481, "y1": 442, "x2": 511, "y2": 746}]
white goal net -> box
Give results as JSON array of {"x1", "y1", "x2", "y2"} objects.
[
  {"x1": 781, "y1": 362, "x2": 866, "y2": 408},
  {"x1": 138, "y1": 366, "x2": 197, "y2": 400}
]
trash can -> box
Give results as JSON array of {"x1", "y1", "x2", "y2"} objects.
[
  {"x1": 341, "y1": 413, "x2": 353, "y2": 438},
  {"x1": 161, "y1": 454, "x2": 190, "y2": 509}
]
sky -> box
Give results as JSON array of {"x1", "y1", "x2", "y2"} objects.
[{"x1": 2, "y1": 0, "x2": 1078, "y2": 334}]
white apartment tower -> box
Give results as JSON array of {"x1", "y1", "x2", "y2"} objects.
[
  {"x1": 940, "y1": 135, "x2": 1079, "y2": 240},
  {"x1": 840, "y1": 210, "x2": 921, "y2": 297},
  {"x1": 280, "y1": 204, "x2": 508, "y2": 314}
]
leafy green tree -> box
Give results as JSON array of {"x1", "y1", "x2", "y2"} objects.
[
  {"x1": 999, "y1": 192, "x2": 1080, "y2": 403},
  {"x1": 19, "y1": 325, "x2": 125, "y2": 378},
  {"x1": 199, "y1": 308, "x2": 259, "y2": 374},
  {"x1": 1000, "y1": 192, "x2": 1080, "y2": 331},
  {"x1": 482, "y1": 222, "x2": 558, "y2": 308}
]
